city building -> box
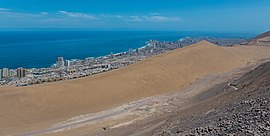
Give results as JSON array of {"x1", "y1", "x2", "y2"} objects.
[
  {"x1": 65, "y1": 60, "x2": 71, "y2": 67},
  {"x1": 0, "y1": 69, "x2": 2, "y2": 80},
  {"x1": 0, "y1": 37, "x2": 247, "y2": 86},
  {"x1": 9, "y1": 69, "x2": 17, "y2": 77},
  {"x1": 85, "y1": 57, "x2": 94, "y2": 61},
  {"x1": 128, "y1": 48, "x2": 133, "y2": 55},
  {"x1": 2, "y1": 68, "x2": 9, "y2": 78},
  {"x1": 17, "y1": 68, "x2": 26, "y2": 78},
  {"x1": 109, "y1": 52, "x2": 115, "y2": 59},
  {"x1": 56, "y1": 57, "x2": 65, "y2": 67}
]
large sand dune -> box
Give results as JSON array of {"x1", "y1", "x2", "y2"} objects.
[{"x1": 0, "y1": 41, "x2": 270, "y2": 135}]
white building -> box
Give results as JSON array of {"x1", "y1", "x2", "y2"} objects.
[
  {"x1": 65, "y1": 60, "x2": 71, "y2": 67},
  {"x1": 0, "y1": 69, "x2": 2, "y2": 80},
  {"x1": 2, "y1": 68, "x2": 9, "y2": 78},
  {"x1": 17, "y1": 67, "x2": 26, "y2": 78},
  {"x1": 56, "y1": 57, "x2": 65, "y2": 67},
  {"x1": 9, "y1": 69, "x2": 17, "y2": 77}
]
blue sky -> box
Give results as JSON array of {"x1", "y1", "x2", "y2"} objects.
[{"x1": 0, "y1": 0, "x2": 270, "y2": 32}]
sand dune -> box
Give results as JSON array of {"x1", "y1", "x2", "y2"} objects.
[{"x1": 0, "y1": 41, "x2": 270, "y2": 135}]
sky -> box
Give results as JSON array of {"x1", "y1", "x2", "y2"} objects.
[{"x1": 0, "y1": 0, "x2": 270, "y2": 32}]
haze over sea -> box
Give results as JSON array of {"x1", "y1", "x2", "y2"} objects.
[{"x1": 0, "y1": 31, "x2": 256, "y2": 69}]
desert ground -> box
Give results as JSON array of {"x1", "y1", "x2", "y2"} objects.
[
  {"x1": 48, "y1": 59, "x2": 269, "y2": 136},
  {"x1": 0, "y1": 40, "x2": 270, "y2": 136}
]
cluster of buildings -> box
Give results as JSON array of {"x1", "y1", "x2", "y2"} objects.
[
  {"x1": 206, "y1": 38, "x2": 248, "y2": 46},
  {"x1": 0, "y1": 67, "x2": 26, "y2": 85},
  {"x1": 0, "y1": 37, "x2": 246, "y2": 87},
  {"x1": 0, "y1": 67, "x2": 26, "y2": 79},
  {"x1": 56, "y1": 57, "x2": 72, "y2": 67}
]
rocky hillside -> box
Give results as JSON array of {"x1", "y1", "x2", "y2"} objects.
[
  {"x1": 254, "y1": 31, "x2": 270, "y2": 40},
  {"x1": 248, "y1": 31, "x2": 270, "y2": 46},
  {"x1": 151, "y1": 61, "x2": 270, "y2": 136}
]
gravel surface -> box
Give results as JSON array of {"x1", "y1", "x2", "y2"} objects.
[{"x1": 151, "y1": 61, "x2": 270, "y2": 136}]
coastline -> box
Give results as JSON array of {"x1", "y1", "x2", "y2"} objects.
[
  {"x1": 0, "y1": 31, "x2": 253, "y2": 69},
  {"x1": 0, "y1": 37, "x2": 247, "y2": 87}
]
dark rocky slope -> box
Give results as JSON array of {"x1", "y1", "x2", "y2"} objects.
[
  {"x1": 151, "y1": 61, "x2": 270, "y2": 136},
  {"x1": 254, "y1": 31, "x2": 270, "y2": 40}
]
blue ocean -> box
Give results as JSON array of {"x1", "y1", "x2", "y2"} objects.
[{"x1": 0, "y1": 31, "x2": 256, "y2": 69}]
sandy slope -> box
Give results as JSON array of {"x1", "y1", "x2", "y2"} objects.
[{"x1": 0, "y1": 41, "x2": 270, "y2": 135}]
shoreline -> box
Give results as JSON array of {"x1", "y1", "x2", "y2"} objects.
[
  {"x1": 0, "y1": 36, "x2": 248, "y2": 70},
  {"x1": 0, "y1": 37, "x2": 247, "y2": 87}
]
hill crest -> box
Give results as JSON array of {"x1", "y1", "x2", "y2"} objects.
[
  {"x1": 189, "y1": 40, "x2": 217, "y2": 47},
  {"x1": 246, "y1": 30, "x2": 270, "y2": 46},
  {"x1": 254, "y1": 31, "x2": 270, "y2": 40}
]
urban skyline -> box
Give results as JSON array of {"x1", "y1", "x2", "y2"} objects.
[{"x1": 0, "y1": 37, "x2": 246, "y2": 86}]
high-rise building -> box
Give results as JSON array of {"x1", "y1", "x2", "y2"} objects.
[
  {"x1": 0, "y1": 69, "x2": 2, "y2": 80},
  {"x1": 128, "y1": 48, "x2": 133, "y2": 55},
  {"x1": 9, "y1": 69, "x2": 17, "y2": 77},
  {"x1": 2, "y1": 68, "x2": 9, "y2": 78},
  {"x1": 65, "y1": 60, "x2": 71, "y2": 67},
  {"x1": 109, "y1": 52, "x2": 115, "y2": 59},
  {"x1": 56, "y1": 57, "x2": 65, "y2": 67},
  {"x1": 17, "y1": 68, "x2": 26, "y2": 78}
]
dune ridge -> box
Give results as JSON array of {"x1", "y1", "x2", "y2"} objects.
[{"x1": 0, "y1": 41, "x2": 270, "y2": 135}]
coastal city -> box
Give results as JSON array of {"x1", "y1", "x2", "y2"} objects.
[{"x1": 0, "y1": 37, "x2": 247, "y2": 87}]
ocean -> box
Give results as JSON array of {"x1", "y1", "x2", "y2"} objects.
[{"x1": 0, "y1": 31, "x2": 256, "y2": 69}]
